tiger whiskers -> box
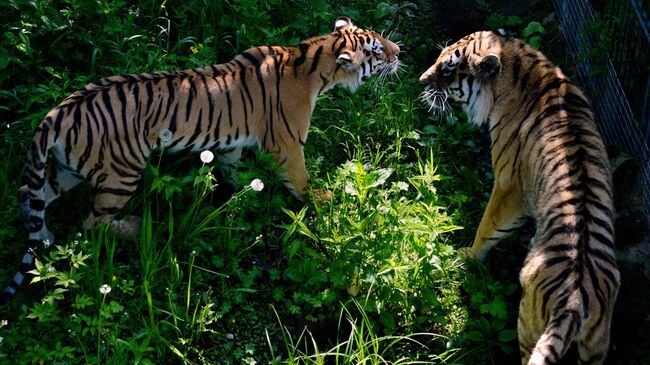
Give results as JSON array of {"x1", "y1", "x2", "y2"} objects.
[
  {"x1": 376, "y1": 59, "x2": 402, "y2": 85},
  {"x1": 420, "y1": 89, "x2": 450, "y2": 118},
  {"x1": 392, "y1": 62, "x2": 406, "y2": 82},
  {"x1": 435, "y1": 39, "x2": 455, "y2": 55},
  {"x1": 383, "y1": 29, "x2": 398, "y2": 42},
  {"x1": 377, "y1": 68, "x2": 392, "y2": 85}
]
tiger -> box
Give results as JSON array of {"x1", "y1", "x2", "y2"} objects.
[
  {"x1": 419, "y1": 31, "x2": 620, "y2": 365},
  {"x1": 1, "y1": 16, "x2": 400, "y2": 304}
]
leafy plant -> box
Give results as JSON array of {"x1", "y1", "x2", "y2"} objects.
[{"x1": 521, "y1": 21, "x2": 545, "y2": 49}]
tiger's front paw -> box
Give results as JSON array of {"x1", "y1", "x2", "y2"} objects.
[
  {"x1": 459, "y1": 246, "x2": 486, "y2": 261},
  {"x1": 110, "y1": 215, "x2": 142, "y2": 238},
  {"x1": 459, "y1": 247, "x2": 475, "y2": 258},
  {"x1": 312, "y1": 188, "x2": 334, "y2": 205}
]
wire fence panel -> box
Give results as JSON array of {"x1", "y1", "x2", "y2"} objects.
[
  {"x1": 590, "y1": 0, "x2": 650, "y2": 141},
  {"x1": 552, "y1": 0, "x2": 650, "y2": 223}
]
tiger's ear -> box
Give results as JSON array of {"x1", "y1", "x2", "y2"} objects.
[
  {"x1": 334, "y1": 16, "x2": 354, "y2": 32},
  {"x1": 336, "y1": 51, "x2": 357, "y2": 71},
  {"x1": 474, "y1": 54, "x2": 501, "y2": 79}
]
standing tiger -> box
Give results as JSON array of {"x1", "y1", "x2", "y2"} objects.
[
  {"x1": 419, "y1": 31, "x2": 619, "y2": 365},
  {"x1": 1, "y1": 16, "x2": 400, "y2": 304}
]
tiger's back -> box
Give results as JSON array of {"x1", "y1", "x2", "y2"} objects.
[{"x1": 420, "y1": 31, "x2": 620, "y2": 365}]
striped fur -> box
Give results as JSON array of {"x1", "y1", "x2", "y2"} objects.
[
  {"x1": 1, "y1": 16, "x2": 400, "y2": 304},
  {"x1": 419, "y1": 31, "x2": 620, "y2": 365}
]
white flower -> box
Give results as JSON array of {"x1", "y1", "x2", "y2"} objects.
[
  {"x1": 159, "y1": 129, "x2": 173, "y2": 144},
  {"x1": 226, "y1": 333, "x2": 235, "y2": 340},
  {"x1": 99, "y1": 284, "x2": 112, "y2": 295},
  {"x1": 0, "y1": 320, "x2": 7, "y2": 327},
  {"x1": 396, "y1": 181, "x2": 409, "y2": 191},
  {"x1": 200, "y1": 150, "x2": 214, "y2": 163},
  {"x1": 68, "y1": 248, "x2": 74, "y2": 255},
  {"x1": 250, "y1": 178, "x2": 264, "y2": 192},
  {"x1": 43, "y1": 239, "x2": 51, "y2": 248},
  {"x1": 344, "y1": 182, "x2": 357, "y2": 196},
  {"x1": 47, "y1": 266, "x2": 56, "y2": 273},
  {"x1": 76, "y1": 232, "x2": 82, "y2": 238}
]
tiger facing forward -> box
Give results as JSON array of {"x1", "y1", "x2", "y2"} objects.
[
  {"x1": 419, "y1": 31, "x2": 619, "y2": 364},
  {"x1": 2, "y1": 16, "x2": 400, "y2": 303}
]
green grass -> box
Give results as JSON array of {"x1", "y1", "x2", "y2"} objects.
[{"x1": 0, "y1": 1, "x2": 526, "y2": 364}]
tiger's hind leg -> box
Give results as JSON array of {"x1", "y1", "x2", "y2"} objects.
[
  {"x1": 517, "y1": 279, "x2": 547, "y2": 364},
  {"x1": 84, "y1": 184, "x2": 141, "y2": 238},
  {"x1": 576, "y1": 312, "x2": 614, "y2": 365},
  {"x1": 19, "y1": 164, "x2": 84, "y2": 242},
  {"x1": 465, "y1": 183, "x2": 527, "y2": 260}
]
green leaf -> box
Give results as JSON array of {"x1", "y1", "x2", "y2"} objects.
[
  {"x1": 308, "y1": 270, "x2": 327, "y2": 285},
  {"x1": 33, "y1": 258, "x2": 44, "y2": 272},
  {"x1": 522, "y1": 21, "x2": 545, "y2": 38},
  {"x1": 498, "y1": 329, "x2": 518, "y2": 342},
  {"x1": 480, "y1": 299, "x2": 508, "y2": 319},
  {"x1": 366, "y1": 168, "x2": 393, "y2": 188},
  {"x1": 288, "y1": 239, "x2": 302, "y2": 259},
  {"x1": 422, "y1": 125, "x2": 438, "y2": 135},
  {"x1": 528, "y1": 36, "x2": 542, "y2": 49},
  {"x1": 379, "y1": 311, "x2": 396, "y2": 331},
  {"x1": 0, "y1": 56, "x2": 9, "y2": 70},
  {"x1": 72, "y1": 294, "x2": 94, "y2": 310},
  {"x1": 284, "y1": 267, "x2": 304, "y2": 282},
  {"x1": 108, "y1": 300, "x2": 125, "y2": 314},
  {"x1": 464, "y1": 330, "x2": 485, "y2": 341},
  {"x1": 375, "y1": 2, "x2": 396, "y2": 19}
]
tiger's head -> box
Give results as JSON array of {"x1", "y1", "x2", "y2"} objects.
[
  {"x1": 419, "y1": 31, "x2": 504, "y2": 126},
  {"x1": 327, "y1": 16, "x2": 401, "y2": 92}
]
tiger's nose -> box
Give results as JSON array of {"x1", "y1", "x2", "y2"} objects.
[
  {"x1": 392, "y1": 43, "x2": 401, "y2": 56},
  {"x1": 419, "y1": 65, "x2": 437, "y2": 86},
  {"x1": 384, "y1": 40, "x2": 400, "y2": 58},
  {"x1": 419, "y1": 72, "x2": 433, "y2": 86}
]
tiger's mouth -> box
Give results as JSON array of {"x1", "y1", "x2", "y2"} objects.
[{"x1": 375, "y1": 56, "x2": 401, "y2": 82}]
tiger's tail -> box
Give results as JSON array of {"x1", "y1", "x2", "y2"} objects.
[
  {"x1": 527, "y1": 308, "x2": 581, "y2": 365},
  {"x1": 1, "y1": 119, "x2": 55, "y2": 305},
  {"x1": 1, "y1": 251, "x2": 38, "y2": 304}
]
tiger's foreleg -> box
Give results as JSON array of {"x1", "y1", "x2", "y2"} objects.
[
  {"x1": 466, "y1": 183, "x2": 527, "y2": 260},
  {"x1": 271, "y1": 144, "x2": 308, "y2": 201},
  {"x1": 216, "y1": 147, "x2": 243, "y2": 189}
]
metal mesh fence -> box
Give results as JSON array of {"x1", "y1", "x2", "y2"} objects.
[
  {"x1": 590, "y1": 0, "x2": 650, "y2": 142},
  {"x1": 552, "y1": 0, "x2": 650, "y2": 221}
]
